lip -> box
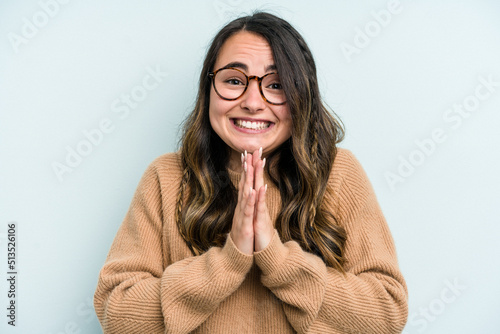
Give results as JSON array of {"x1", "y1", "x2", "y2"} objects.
[
  {"x1": 230, "y1": 118, "x2": 275, "y2": 134},
  {"x1": 231, "y1": 117, "x2": 272, "y2": 122}
]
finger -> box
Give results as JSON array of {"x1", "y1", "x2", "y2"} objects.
[
  {"x1": 254, "y1": 184, "x2": 272, "y2": 251},
  {"x1": 255, "y1": 184, "x2": 268, "y2": 219},
  {"x1": 244, "y1": 187, "x2": 256, "y2": 219},
  {"x1": 239, "y1": 150, "x2": 252, "y2": 203},
  {"x1": 245, "y1": 153, "x2": 254, "y2": 193},
  {"x1": 238, "y1": 152, "x2": 245, "y2": 203},
  {"x1": 251, "y1": 147, "x2": 262, "y2": 168},
  {"x1": 231, "y1": 156, "x2": 256, "y2": 251},
  {"x1": 235, "y1": 186, "x2": 256, "y2": 254},
  {"x1": 239, "y1": 186, "x2": 256, "y2": 239},
  {"x1": 253, "y1": 148, "x2": 265, "y2": 201}
]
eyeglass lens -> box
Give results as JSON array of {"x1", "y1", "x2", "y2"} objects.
[{"x1": 213, "y1": 68, "x2": 285, "y2": 104}]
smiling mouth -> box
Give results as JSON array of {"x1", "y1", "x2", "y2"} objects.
[{"x1": 233, "y1": 119, "x2": 272, "y2": 130}]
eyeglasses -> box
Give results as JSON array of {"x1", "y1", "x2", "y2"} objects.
[{"x1": 208, "y1": 67, "x2": 286, "y2": 105}]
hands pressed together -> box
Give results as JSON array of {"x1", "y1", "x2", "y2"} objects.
[{"x1": 230, "y1": 148, "x2": 275, "y2": 255}]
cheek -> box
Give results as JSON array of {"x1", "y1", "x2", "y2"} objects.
[
  {"x1": 208, "y1": 90, "x2": 222, "y2": 128},
  {"x1": 278, "y1": 107, "x2": 293, "y2": 133},
  {"x1": 209, "y1": 88, "x2": 239, "y2": 121},
  {"x1": 209, "y1": 88, "x2": 227, "y2": 116},
  {"x1": 209, "y1": 90, "x2": 234, "y2": 135}
]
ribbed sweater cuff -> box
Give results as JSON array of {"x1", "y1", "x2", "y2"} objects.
[
  {"x1": 222, "y1": 233, "x2": 254, "y2": 273},
  {"x1": 254, "y1": 230, "x2": 289, "y2": 276}
]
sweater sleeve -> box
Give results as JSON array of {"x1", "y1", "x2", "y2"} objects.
[
  {"x1": 253, "y1": 149, "x2": 408, "y2": 334},
  {"x1": 93, "y1": 158, "x2": 254, "y2": 334}
]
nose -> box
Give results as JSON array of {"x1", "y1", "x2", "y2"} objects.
[{"x1": 240, "y1": 78, "x2": 265, "y2": 112}]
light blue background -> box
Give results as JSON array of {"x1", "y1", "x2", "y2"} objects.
[{"x1": 1, "y1": 0, "x2": 499, "y2": 333}]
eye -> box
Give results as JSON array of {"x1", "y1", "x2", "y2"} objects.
[
  {"x1": 225, "y1": 78, "x2": 245, "y2": 86},
  {"x1": 263, "y1": 73, "x2": 283, "y2": 90},
  {"x1": 267, "y1": 82, "x2": 283, "y2": 90}
]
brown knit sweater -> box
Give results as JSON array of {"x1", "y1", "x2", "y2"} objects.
[{"x1": 94, "y1": 148, "x2": 408, "y2": 333}]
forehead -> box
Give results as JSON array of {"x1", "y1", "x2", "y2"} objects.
[{"x1": 215, "y1": 31, "x2": 275, "y2": 72}]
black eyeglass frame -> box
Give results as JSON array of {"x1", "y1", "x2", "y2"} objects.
[{"x1": 208, "y1": 67, "x2": 286, "y2": 105}]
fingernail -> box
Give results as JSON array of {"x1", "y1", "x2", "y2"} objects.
[
  {"x1": 265, "y1": 184, "x2": 268, "y2": 193},
  {"x1": 262, "y1": 158, "x2": 266, "y2": 169},
  {"x1": 244, "y1": 161, "x2": 247, "y2": 172},
  {"x1": 241, "y1": 153, "x2": 244, "y2": 164},
  {"x1": 259, "y1": 147, "x2": 263, "y2": 159},
  {"x1": 249, "y1": 187, "x2": 253, "y2": 196}
]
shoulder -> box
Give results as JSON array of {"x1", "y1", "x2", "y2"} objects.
[
  {"x1": 137, "y1": 152, "x2": 183, "y2": 191},
  {"x1": 148, "y1": 151, "x2": 182, "y2": 174},
  {"x1": 329, "y1": 148, "x2": 371, "y2": 187},
  {"x1": 325, "y1": 148, "x2": 377, "y2": 223}
]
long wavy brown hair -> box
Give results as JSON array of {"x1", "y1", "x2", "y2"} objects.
[{"x1": 175, "y1": 12, "x2": 347, "y2": 271}]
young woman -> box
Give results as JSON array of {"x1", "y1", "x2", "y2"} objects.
[{"x1": 94, "y1": 12, "x2": 408, "y2": 333}]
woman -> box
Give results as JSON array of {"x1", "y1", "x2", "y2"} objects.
[{"x1": 94, "y1": 12, "x2": 408, "y2": 333}]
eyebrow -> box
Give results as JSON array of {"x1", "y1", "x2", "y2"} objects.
[{"x1": 222, "y1": 62, "x2": 277, "y2": 73}]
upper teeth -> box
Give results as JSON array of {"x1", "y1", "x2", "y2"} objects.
[{"x1": 235, "y1": 119, "x2": 271, "y2": 130}]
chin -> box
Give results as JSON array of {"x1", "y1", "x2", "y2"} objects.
[{"x1": 240, "y1": 141, "x2": 264, "y2": 154}]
